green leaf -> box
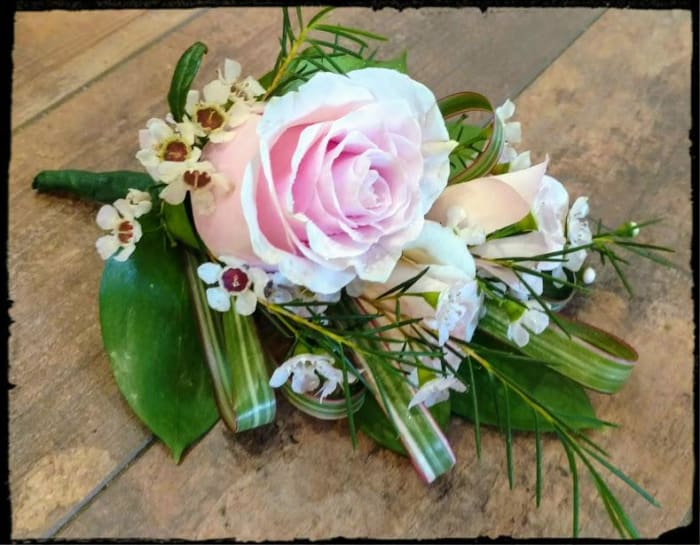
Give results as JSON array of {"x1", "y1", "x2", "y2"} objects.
[
  {"x1": 184, "y1": 251, "x2": 275, "y2": 432},
  {"x1": 99, "y1": 224, "x2": 218, "y2": 461},
  {"x1": 451, "y1": 345, "x2": 603, "y2": 431},
  {"x1": 478, "y1": 302, "x2": 635, "y2": 393},
  {"x1": 162, "y1": 202, "x2": 201, "y2": 250},
  {"x1": 438, "y1": 91, "x2": 504, "y2": 184},
  {"x1": 168, "y1": 41, "x2": 208, "y2": 122},
  {"x1": 32, "y1": 170, "x2": 155, "y2": 203},
  {"x1": 553, "y1": 314, "x2": 638, "y2": 362},
  {"x1": 283, "y1": 382, "x2": 366, "y2": 420},
  {"x1": 275, "y1": 51, "x2": 408, "y2": 95}
]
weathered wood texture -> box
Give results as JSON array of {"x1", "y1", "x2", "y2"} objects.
[
  {"x1": 9, "y1": 6, "x2": 691, "y2": 540},
  {"x1": 11, "y1": 9, "x2": 204, "y2": 130}
]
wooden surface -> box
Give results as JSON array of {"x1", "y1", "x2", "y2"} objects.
[{"x1": 9, "y1": 7, "x2": 693, "y2": 540}]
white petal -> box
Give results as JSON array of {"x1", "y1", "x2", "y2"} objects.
[
  {"x1": 495, "y1": 99, "x2": 515, "y2": 121},
  {"x1": 203, "y1": 79, "x2": 230, "y2": 105},
  {"x1": 185, "y1": 90, "x2": 200, "y2": 115},
  {"x1": 197, "y1": 262, "x2": 223, "y2": 284},
  {"x1": 223, "y1": 58, "x2": 242, "y2": 83},
  {"x1": 403, "y1": 220, "x2": 476, "y2": 279},
  {"x1": 206, "y1": 287, "x2": 231, "y2": 312},
  {"x1": 234, "y1": 289, "x2": 257, "y2": 316},
  {"x1": 113, "y1": 198, "x2": 134, "y2": 220},
  {"x1": 95, "y1": 235, "x2": 119, "y2": 260},
  {"x1": 508, "y1": 323, "x2": 529, "y2": 347},
  {"x1": 96, "y1": 205, "x2": 120, "y2": 230},
  {"x1": 114, "y1": 243, "x2": 136, "y2": 262},
  {"x1": 291, "y1": 368, "x2": 320, "y2": 394},
  {"x1": 159, "y1": 180, "x2": 188, "y2": 205},
  {"x1": 503, "y1": 121, "x2": 522, "y2": 144},
  {"x1": 248, "y1": 267, "x2": 270, "y2": 298},
  {"x1": 269, "y1": 366, "x2": 292, "y2": 388}
]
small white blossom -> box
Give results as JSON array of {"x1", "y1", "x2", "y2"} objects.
[
  {"x1": 495, "y1": 99, "x2": 531, "y2": 172},
  {"x1": 215, "y1": 58, "x2": 266, "y2": 103},
  {"x1": 95, "y1": 199, "x2": 143, "y2": 262},
  {"x1": 197, "y1": 256, "x2": 268, "y2": 315},
  {"x1": 136, "y1": 117, "x2": 199, "y2": 182},
  {"x1": 565, "y1": 196, "x2": 593, "y2": 272},
  {"x1": 582, "y1": 267, "x2": 596, "y2": 285},
  {"x1": 158, "y1": 159, "x2": 229, "y2": 214},
  {"x1": 124, "y1": 188, "x2": 152, "y2": 218},
  {"x1": 269, "y1": 353, "x2": 355, "y2": 400},
  {"x1": 264, "y1": 272, "x2": 340, "y2": 318},
  {"x1": 507, "y1": 300, "x2": 549, "y2": 348},
  {"x1": 424, "y1": 279, "x2": 483, "y2": 346},
  {"x1": 408, "y1": 375, "x2": 467, "y2": 409}
]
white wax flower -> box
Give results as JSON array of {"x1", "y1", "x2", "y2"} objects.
[
  {"x1": 269, "y1": 353, "x2": 355, "y2": 400},
  {"x1": 95, "y1": 199, "x2": 143, "y2": 262},
  {"x1": 507, "y1": 300, "x2": 549, "y2": 348},
  {"x1": 136, "y1": 117, "x2": 199, "y2": 183},
  {"x1": 565, "y1": 196, "x2": 593, "y2": 272},
  {"x1": 408, "y1": 375, "x2": 467, "y2": 409},
  {"x1": 197, "y1": 256, "x2": 268, "y2": 314}
]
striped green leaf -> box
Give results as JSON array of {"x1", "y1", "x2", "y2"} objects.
[
  {"x1": 185, "y1": 251, "x2": 275, "y2": 432},
  {"x1": 479, "y1": 302, "x2": 635, "y2": 393},
  {"x1": 349, "y1": 307, "x2": 455, "y2": 483},
  {"x1": 438, "y1": 92, "x2": 505, "y2": 184},
  {"x1": 282, "y1": 383, "x2": 366, "y2": 420}
]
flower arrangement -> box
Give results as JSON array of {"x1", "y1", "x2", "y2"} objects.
[{"x1": 32, "y1": 7, "x2": 676, "y2": 538}]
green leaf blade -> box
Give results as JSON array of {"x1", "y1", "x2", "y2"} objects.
[
  {"x1": 99, "y1": 227, "x2": 218, "y2": 461},
  {"x1": 33, "y1": 170, "x2": 155, "y2": 203},
  {"x1": 168, "y1": 41, "x2": 208, "y2": 122}
]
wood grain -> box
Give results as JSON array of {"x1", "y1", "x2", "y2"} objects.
[
  {"x1": 12, "y1": 9, "x2": 204, "y2": 130},
  {"x1": 11, "y1": 6, "x2": 691, "y2": 540}
]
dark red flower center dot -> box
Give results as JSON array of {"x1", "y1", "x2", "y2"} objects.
[
  {"x1": 183, "y1": 170, "x2": 212, "y2": 189},
  {"x1": 117, "y1": 221, "x2": 134, "y2": 244},
  {"x1": 221, "y1": 267, "x2": 249, "y2": 293},
  {"x1": 163, "y1": 140, "x2": 188, "y2": 162},
  {"x1": 196, "y1": 107, "x2": 224, "y2": 130}
]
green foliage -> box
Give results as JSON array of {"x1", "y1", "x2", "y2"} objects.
[
  {"x1": 162, "y1": 202, "x2": 202, "y2": 250},
  {"x1": 438, "y1": 92, "x2": 505, "y2": 183},
  {"x1": 451, "y1": 345, "x2": 604, "y2": 431},
  {"x1": 356, "y1": 382, "x2": 451, "y2": 457},
  {"x1": 261, "y1": 7, "x2": 395, "y2": 98},
  {"x1": 479, "y1": 302, "x2": 635, "y2": 393},
  {"x1": 184, "y1": 251, "x2": 276, "y2": 432},
  {"x1": 168, "y1": 41, "x2": 208, "y2": 122},
  {"x1": 99, "y1": 223, "x2": 218, "y2": 461},
  {"x1": 32, "y1": 170, "x2": 155, "y2": 203}
]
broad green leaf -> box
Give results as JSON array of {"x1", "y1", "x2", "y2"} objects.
[
  {"x1": 99, "y1": 222, "x2": 218, "y2": 461},
  {"x1": 32, "y1": 170, "x2": 154, "y2": 203},
  {"x1": 168, "y1": 42, "x2": 208, "y2": 122},
  {"x1": 162, "y1": 202, "x2": 201, "y2": 250},
  {"x1": 451, "y1": 345, "x2": 603, "y2": 431}
]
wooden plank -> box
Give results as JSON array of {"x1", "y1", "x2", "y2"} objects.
[
  {"x1": 53, "y1": 8, "x2": 692, "y2": 539},
  {"x1": 11, "y1": 9, "x2": 204, "y2": 130}
]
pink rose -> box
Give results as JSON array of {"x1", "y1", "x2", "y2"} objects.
[
  {"x1": 192, "y1": 115, "x2": 262, "y2": 264},
  {"x1": 239, "y1": 68, "x2": 455, "y2": 294}
]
